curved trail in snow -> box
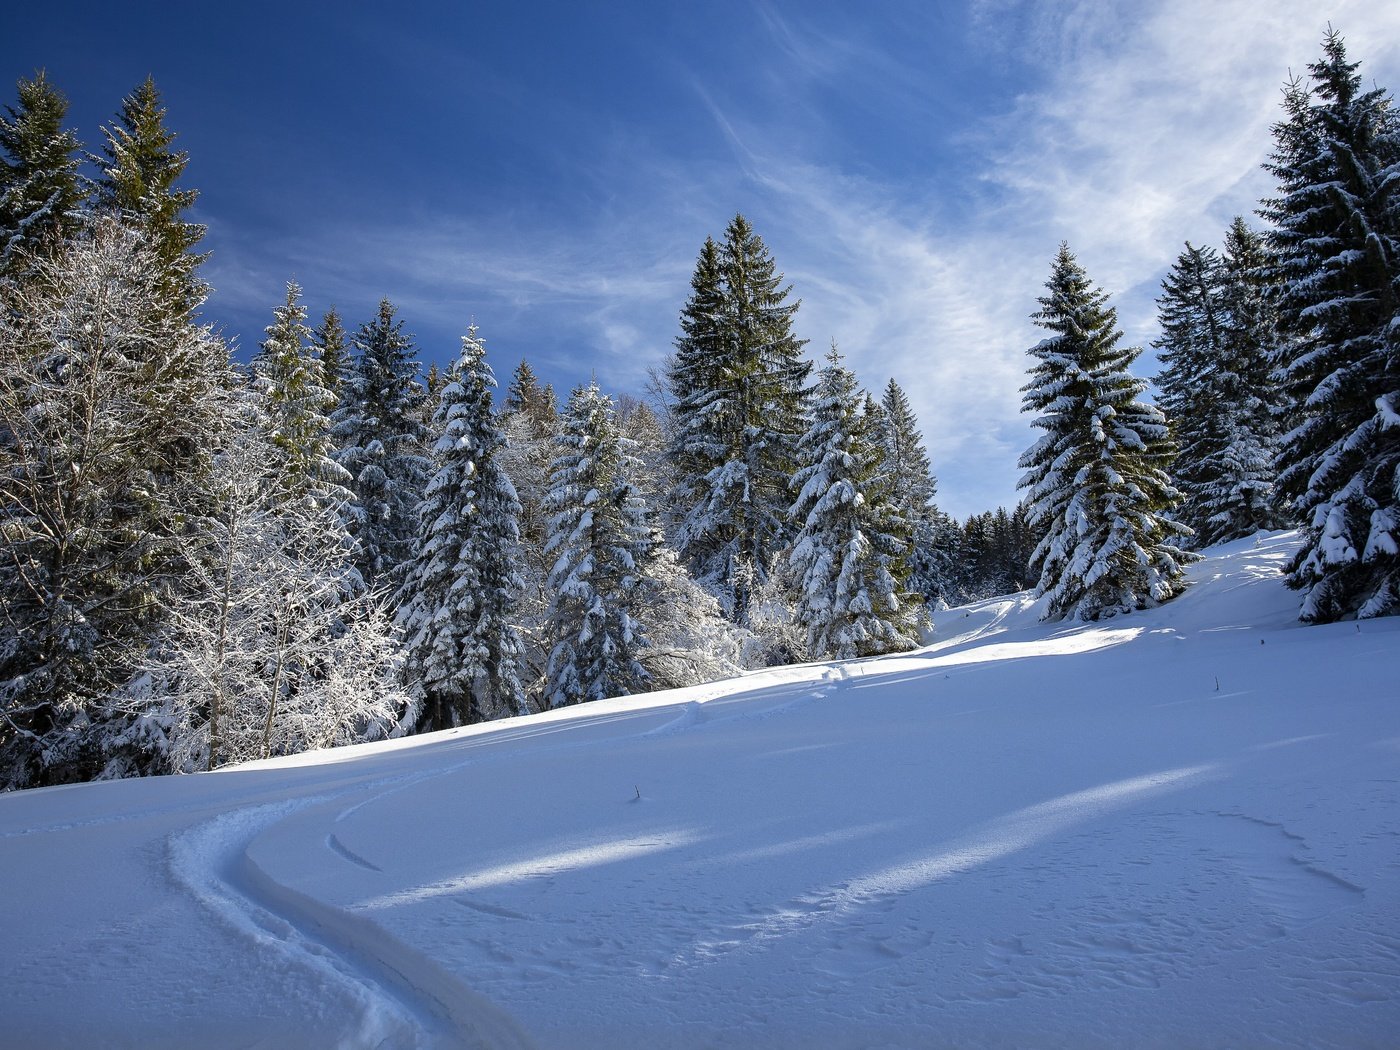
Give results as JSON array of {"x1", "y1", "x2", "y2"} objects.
[{"x1": 169, "y1": 783, "x2": 535, "y2": 1049}]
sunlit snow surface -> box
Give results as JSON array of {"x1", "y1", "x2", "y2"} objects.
[{"x1": 3, "y1": 531, "x2": 1399, "y2": 1048}]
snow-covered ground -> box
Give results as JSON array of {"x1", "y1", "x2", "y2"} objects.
[{"x1": 3, "y1": 531, "x2": 1398, "y2": 1049}]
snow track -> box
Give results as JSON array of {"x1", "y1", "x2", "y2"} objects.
[{"x1": 170, "y1": 790, "x2": 534, "y2": 1049}]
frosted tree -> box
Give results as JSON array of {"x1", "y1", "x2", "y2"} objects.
[
  {"x1": 0, "y1": 221, "x2": 232, "y2": 788},
  {"x1": 543, "y1": 382, "x2": 655, "y2": 707},
  {"x1": 635, "y1": 545, "x2": 745, "y2": 689},
  {"x1": 331, "y1": 299, "x2": 430, "y2": 594},
  {"x1": 398, "y1": 327, "x2": 526, "y2": 729},
  {"x1": 1262, "y1": 31, "x2": 1400, "y2": 621},
  {"x1": 1153, "y1": 236, "x2": 1283, "y2": 548},
  {"x1": 136, "y1": 425, "x2": 407, "y2": 773},
  {"x1": 497, "y1": 358, "x2": 560, "y2": 707},
  {"x1": 1018, "y1": 244, "x2": 1194, "y2": 622},
  {"x1": 788, "y1": 348, "x2": 921, "y2": 660},
  {"x1": 0, "y1": 70, "x2": 86, "y2": 276},
  {"x1": 667, "y1": 216, "x2": 810, "y2": 620}
]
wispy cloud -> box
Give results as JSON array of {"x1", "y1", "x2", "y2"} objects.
[{"x1": 203, "y1": 1, "x2": 1400, "y2": 519}]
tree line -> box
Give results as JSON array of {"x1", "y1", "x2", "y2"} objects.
[{"x1": 2, "y1": 28, "x2": 1396, "y2": 789}]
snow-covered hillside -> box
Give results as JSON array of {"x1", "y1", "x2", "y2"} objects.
[{"x1": 3, "y1": 531, "x2": 1398, "y2": 1049}]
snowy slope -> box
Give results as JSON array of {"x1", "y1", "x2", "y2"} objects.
[{"x1": 3, "y1": 531, "x2": 1399, "y2": 1049}]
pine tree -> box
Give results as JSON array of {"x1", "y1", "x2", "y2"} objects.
[
  {"x1": 1154, "y1": 236, "x2": 1284, "y2": 548},
  {"x1": 96, "y1": 77, "x2": 205, "y2": 317},
  {"x1": 0, "y1": 220, "x2": 233, "y2": 788},
  {"x1": 331, "y1": 299, "x2": 430, "y2": 592},
  {"x1": 250, "y1": 282, "x2": 353, "y2": 505},
  {"x1": 543, "y1": 382, "x2": 655, "y2": 707},
  {"x1": 1018, "y1": 244, "x2": 1194, "y2": 621},
  {"x1": 1261, "y1": 31, "x2": 1400, "y2": 621},
  {"x1": 788, "y1": 348, "x2": 921, "y2": 659},
  {"x1": 312, "y1": 307, "x2": 349, "y2": 405},
  {"x1": 398, "y1": 326, "x2": 526, "y2": 729},
  {"x1": 667, "y1": 216, "x2": 810, "y2": 619},
  {"x1": 0, "y1": 70, "x2": 85, "y2": 276},
  {"x1": 875, "y1": 377, "x2": 956, "y2": 603},
  {"x1": 1216, "y1": 217, "x2": 1287, "y2": 532}
]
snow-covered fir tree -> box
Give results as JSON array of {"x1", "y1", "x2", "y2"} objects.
[
  {"x1": 250, "y1": 281, "x2": 354, "y2": 507},
  {"x1": 543, "y1": 382, "x2": 655, "y2": 707},
  {"x1": 1018, "y1": 244, "x2": 1194, "y2": 622},
  {"x1": 788, "y1": 348, "x2": 921, "y2": 660},
  {"x1": 1153, "y1": 235, "x2": 1284, "y2": 548},
  {"x1": 0, "y1": 71, "x2": 86, "y2": 277},
  {"x1": 398, "y1": 327, "x2": 526, "y2": 729},
  {"x1": 331, "y1": 299, "x2": 431, "y2": 594},
  {"x1": 1261, "y1": 31, "x2": 1400, "y2": 621},
  {"x1": 0, "y1": 220, "x2": 233, "y2": 788},
  {"x1": 667, "y1": 216, "x2": 810, "y2": 621}
]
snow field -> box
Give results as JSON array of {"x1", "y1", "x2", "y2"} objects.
[{"x1": 2, "y1": 531, "x2": 1399, "y2": 1048}]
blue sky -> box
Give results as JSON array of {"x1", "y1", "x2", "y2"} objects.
[{"x1": 6, "y1": 2, "x2": 1400, "y2": 518}]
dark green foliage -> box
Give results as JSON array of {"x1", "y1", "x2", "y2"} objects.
[
  {"x1": 1152, "y1": 229, "x2": 1284, "y2": 548},
  {"x1": 956, "y1": 505, "x2": 1037, "y2": 601},
  {"x1": 331, "y1": 300, "x2": 430, "y2": 593},
  {"x1": 96, "y1": 77, "x2": 206, "y2": 317},
  {"x1": 875, "y1": 377, "x2": 957, "y2": 603},
  {"x1": 667, "y1": 216, "x2": 810, "y2": 619},
  {"x1": 0, "y1": 71, "x2": 86, "y2": 276},
  {"x1": 313, "y1": 307, "x2": 349, "y2": 405},
  {"x1": 1262, "y1": 31, "x2": 1400, "y2": 621}
]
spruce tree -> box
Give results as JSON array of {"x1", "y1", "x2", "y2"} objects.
[
  {"x1": 398, "y1": 327, "x2": 526, "y2": 729},
  {"x1": 1261, "y1": 31, "x2": 1400, "y2": 621},
  {"x1": 0, "y1": 70, "x2": 85, "y2": 276},
  {"x1": 876, "y1": 378, "x2": 956, "y2": 603},
  {"x1": 250, "y1": 282, "x2": 353, "y2": 505},
  {"x1": 788, "y1": 348, "x2": 920, "y2": 659},
  {"x1": 331, "y1": 299, "x2": 430, "y2": 592},
  {"x1": 1018, "y1": 244, "x2": 1194, "y2": 621},
  {"x1": 667, "y1": 216, "x2": 810, "y2": 619},
  {"x1": 543, "y1": 382, "x2": 654, "y2": 707},
  {"x1": 1153, "y1": 234, "x2": 1283, "y2": 549},
  {"x1": 96, "y1": 77, "x2": 205, "y2": 317},
  {"x1": 313, "y1": 307, "x2": 349, "y2": 406}
]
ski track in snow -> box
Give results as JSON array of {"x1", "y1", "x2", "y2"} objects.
[
  {"x1": 159, "y1": 676, "x2": 841, "y2": 1047},
  {"x1": 168, "y1": 772, "x2": 537, "y2": 1049}
]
